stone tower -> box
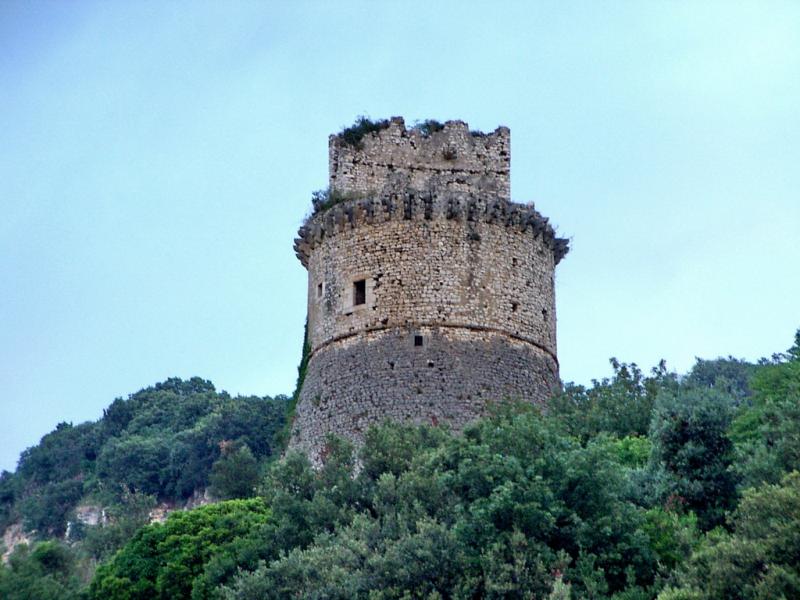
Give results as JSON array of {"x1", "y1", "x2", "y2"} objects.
[{"x1": 290, "y1": 117, "x2": 568, "y2": 462}]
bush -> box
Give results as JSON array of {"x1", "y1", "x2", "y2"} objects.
[
  {"x1": 2, "y1": 377, "x2": 287, "y2": 540},
  {"x1": 81, "y1": 488, "x2": 156, "y2": 561}
]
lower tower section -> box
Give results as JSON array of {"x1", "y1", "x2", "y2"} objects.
[{"x1": 290, "y1": 326, "x2": 558, "y2": 462}]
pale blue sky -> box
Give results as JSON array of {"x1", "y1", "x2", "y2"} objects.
[{"x1": 1, "y1": 1, "x2": 799, "y2": 472}]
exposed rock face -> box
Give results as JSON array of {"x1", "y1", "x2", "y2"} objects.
[
  {"x1": 2, "y1": 523, "x2": 30, "y2": 563},
  {"x1": 290, "y1": 118, "x2": 568, "y2": 464},
  {"x1": 1, "y1": 490, "x2": 216, "y2": 561},
  {"x1": 74, "y1": 504, "x2": 105, "y2": 527}
]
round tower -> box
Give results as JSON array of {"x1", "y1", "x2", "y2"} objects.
[{"x1": 290, "y1": 117, "x2": 568, "y2": 462}]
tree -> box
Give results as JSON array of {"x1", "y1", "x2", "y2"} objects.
[
  {"x1": 649, "y1": 388, "x2": 739, "y2": 531},
  {"x1": 19, "y1": 479, "x2": 84, "y2": 537},
  {"x1": 550, "y1": 359, "x2": 677, "y2": 440},
  {"x1": 659, "y1": 472, "x2": 800, "y2": 600},
  {"x1": 89, "y1": 498, "x2": 271, "y2": 600},
  {"x1": 96, "y1": 434, "x2": 171, "y2": 497},
  {"x1": 209, "y1": 443, "x2": 260, "y2": 500},
  {"x1": 683, "y1": 357, "x2": 756, "y2": 403},
  {"x1": 730, "y1": 331, "x2": 800, "y2": 488}
]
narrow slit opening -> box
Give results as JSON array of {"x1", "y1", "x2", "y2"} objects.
[{"x1": 353, "y1": 279, "x2": 366, "y2": 305}]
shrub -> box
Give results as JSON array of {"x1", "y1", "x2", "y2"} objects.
[
  {"x1": 337, "y1": 116, "x2": 390, "y2": 149},
  {"x1": 414, "y1": 119, "x2": 444, "y2": 137}
]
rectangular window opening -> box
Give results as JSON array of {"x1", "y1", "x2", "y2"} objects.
[
  {"x1": 414, "y1": 335, "x2": 424, "y2": 347},
  {"x1": 317, "y1": 282, "x2": 323, "y2": 299},
  {"x1": 353, "y1": 279, "x2": 366, "y2": 306}
]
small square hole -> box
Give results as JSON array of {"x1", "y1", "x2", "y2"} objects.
[
  {"x1": 353, "y1": 279, "x2": 366, "y2": 306},
  {"x1": 414, "y1": 335, "x2": 423, "y2": 347}
]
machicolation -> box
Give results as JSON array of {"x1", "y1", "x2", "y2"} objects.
[{"x1": 289, "y1": 117, "x2": 569, "y2": 463}]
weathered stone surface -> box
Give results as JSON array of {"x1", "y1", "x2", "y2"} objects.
[
  {"x1": 330, "y1": 117, "x2": 510, "y2": 201},
  {"x1": 290, "y1": 326, "x2": 558, "y2": 457},
  {"x1": 1, "y1": 523, "x2": 30, "y2": 564},
  {"x1": 289, "y1": 118, "x2": 568, "y2": 464}
]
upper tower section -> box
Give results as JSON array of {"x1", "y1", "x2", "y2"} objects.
[{"x1": 329, "y1": 117, "x2": 510, "y2": 200}]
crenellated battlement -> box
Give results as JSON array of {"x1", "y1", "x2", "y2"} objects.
[
  {"x1": 295, "y1": 190, "x2": 568, "y2": 268},
  {"x1": 329, "y1": 117, "x2": 510, "y2": 201}
]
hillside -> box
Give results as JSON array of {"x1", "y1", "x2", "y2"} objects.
[
  {"x1": 1, "y1": 331, "x2": 799, "y2": 599},
  {"x1": 0, "y1": 378, "x2": 288, "y2": 542}
]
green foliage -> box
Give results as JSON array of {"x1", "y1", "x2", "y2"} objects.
[
  {"x1": 337, "y1": 115, "x2": 390, "y2": 148},
  {"x1": 13, "y1": 421, "x2": 99, "y2": 535},
  {"x1": 94, "y1": 383, "x2": 286, "y2": 500},
  {"x1": 0, "y1": 541, "x2": 85, "y2": 600},
  {"x1": 414, "y1": 119, "x2": 444, "y2": 137},
  {"x1": 606, "y1": 435, "x2": 653, "y2": 469},
  {"x1": 0, "y1": 470, "x2": 16, "y2": 531},
  {"x1": 730, "y1": 331, "x2": 800, "y2": 488},
  {"x1": 9, "y1": 331, "x2": 800, "y2": 599},
  {"x1": 660, "y1": 472, "x2": 800, "y2": 600},
  {"x1": 97, "y1": 435, "x2": 171, "y2": 497},
  {"x1": 16, "y1": 422, "x2": 99, "y2": 487},
  {"x1": 733, "y1": 395, "x2": 800, "y2": 488},
  {"x1": 19, "y1": 479, "x2": 84, "y2": 537},
  {"x1": 550, "y1": 359, "x2": 676, "y2": 440},
  {"x1": 89, "y1": 498, "x2": 271, "y2": 600},
  {"x1": 683, "y1": 357, "x2": 756, "y2": 402},
  {"x1": 1, "y1": 377, "x2": 287, "y2": 540},
  {"x1": 224, "y1": 410, "x2": 662, "y2": 599},
  {"x1": 209, "y1": 443, "x2": 260, "y2": 500},
  {"x1": 649, "y1": 388, "x2": 739, "y2": 531},
  {"x1": 641, "y1": 508, "x2": 699, "y2": 573},
  {"x1": 309, "y1": 187, "x2": 368, "y2": 215},
  {"x1": 276, "y1": 319, "x2": 311, "y2": 449}
]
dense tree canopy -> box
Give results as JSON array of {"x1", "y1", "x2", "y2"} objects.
[{"x1": 225, "y1": 412, "x2": 664, "y2": 599}]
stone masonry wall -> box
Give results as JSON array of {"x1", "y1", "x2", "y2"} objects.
[
  {"x1": 290, "y1": 326, "x2": 558, "y2": 460},
  {"x1": 303, "y1": 203, "x2": 559, "y2": 357},
  {"x1": 329, "y1": 117, "x2": 510, "y2": 201}
]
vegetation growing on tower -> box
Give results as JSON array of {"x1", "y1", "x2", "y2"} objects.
[{"x1": 336, "y1": 115, "x2": 390, "y2": 149}]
